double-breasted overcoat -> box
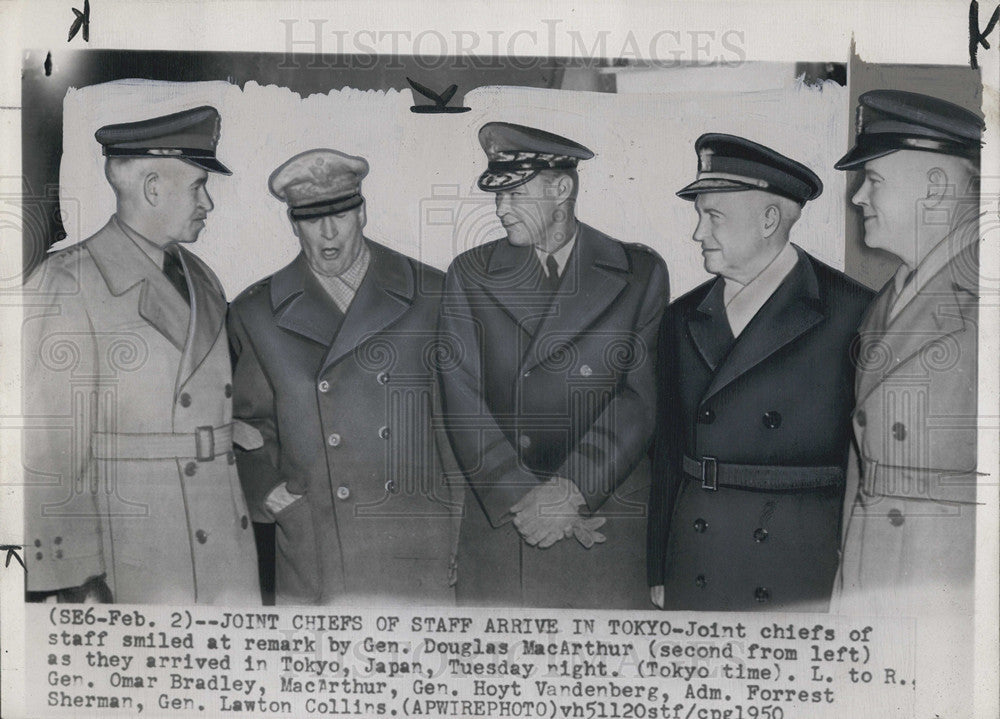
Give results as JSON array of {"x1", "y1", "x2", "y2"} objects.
[
  {"x1": 228, "y1": 241, "x2": 459, "y2": 605},
  {"x1": 437, "y1": 223, "x2": 669, "y2": 608},
  {"x1": 649, "y1": 246, "x2": 873, "y2": 611},
  {"x1": 22, "y1": 217, "x2": 260, "y2": 604}
]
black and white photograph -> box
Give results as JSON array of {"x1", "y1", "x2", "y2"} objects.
[{"x1": 1, "y1": 1, "x2": 997, "y2": 718}]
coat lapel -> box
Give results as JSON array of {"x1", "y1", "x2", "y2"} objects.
[
  {"x1": 852, "y1": 284, "x2": 895, "y2": 405},
  {"x1": 854, "y1": 243, "x2": 977, "y2": 407},
  {"x1": 270, "y1": 254, "x2": 345, "y2": 348},
  {"x1": 480, "y1": 238, "x2": 555, "y2": 337},
  {"x1": 685, "y1": 278, "x2": 733, "y2": 372},
  {"x1": 175, "y1": 247, "x2": 227, "y2": 390},
  {"x1": 702, "y1": 249, "x2": 825, "y2": 401},
  {"x1": 321, "y1": 241, "x2": 414, "y2": 374},
  {"x1": 86, "y1": 217, "x2": 190, "y2": 351},
  {"x1": 521, "y1": 224, "x2": 629, "y2": 373}
]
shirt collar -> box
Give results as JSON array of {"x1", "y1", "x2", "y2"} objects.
[
  {"x1": 723, "y1": 241, "x2": 798, "y2": 306},
  {"x1": 889, "y1": 211, "x2": 983, "y2": 320},
  {"x1": 309, "y1": 240, "x2": 371, "y2": 313},
  {"x1": 534, "y1": 226, "x2": 578, "y2": 277},
  {"x1": 115, "y1": 215, "x2": 166, "y2": 269}
]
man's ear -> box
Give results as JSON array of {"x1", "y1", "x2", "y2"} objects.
[
  {"x1": 358, "y1": 202, "x2": 367, "y2": 229},
  {"x1": 762, "y1": 203, "x2": 781, "y2": 238},
  {"x1": 555, "y1": 174, "x2": 575, "y2": 203},
  {"x1": 288, "y1": 212, "x2": 300, "y2": 238},
  {"x1": 143, "y1": 172, "x2": 160, "y2": 207},
  {"x1": 924, "y1": 166, "x2": 951, "y2": 206}
]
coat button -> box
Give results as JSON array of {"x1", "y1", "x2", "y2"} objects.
[
  {"x1": 36, "y1": 552, "x2": 43, "y2": 560},
  {"x1": 385, "y1": 480, "x2": 398, "y2": 493},
  {"x1": 888, "y1": 508, "x2": 904, "y2": 527},
  {"x1": 693, "y1": 518, "x2": 708, "y2": 533},
  {"x1": 855, "y1": 409, "x2": 866, "y2": 427},
  {"x1": 518, "y1": 433, "x2": 532, "y2": 449},
  {"x1": 184, "y1": 462, "x2": 197, "y2": 476},
  {"x1": 54, "y1": 536, "x2": 62, "y2": 544},
  {"x1": 336, "y1": 486, "x2": 351, "y2": 500},
  {"x1": 698, "y1": 408, "x2": 715, "y2": 424},
  {"x1": 695, "y1": 575, "x2": 707, "y2": 589},
  {"x1": 892, "y1": 422, "x2": 907, "y2": 441},
  {"x1": 318, "y1": 380, "x2": 330, "y2": 393},
  {"x1": 753, "y1": 527, "x2": 769, "y2": 542},
  {"x1": 378, "y1": 426, "x2": 390, "y2": 440},
  {"x1": 754, "y1": 586, "x2": 771, "y2": 603},
  {"x1": 33, "y1": 539, "x2": 41, "y2": 547},
  {"x1": 327, "y1": 433, "x2": 342, "y2": 447},
  {"x1": 224, "y1": 383, "x2": 233, "y2": 398},
  {"x1": 580, "y1": 364, "x2": 593, "y2": 377},
  {"x1": 762, "y1": 411, "x2": 782, "y2": 429},
  {"x1": 55, "y1": 550, "x2": 64, "y2": 559},
  {"x1": 180, "y1": 392, "x2": 192, "y2": 407},
  {"x1": 195, "y1": 530, "x2": 208, "y2": 544},
  {"x1": 227, "y1": 451, "x2": 236, "y2": 465},
  {"x1": 241, "y1": 515, "x2": 249, "y2": 529},
  {"x1": 377, "y1": 372, "x2": 390, "y2": 385}
]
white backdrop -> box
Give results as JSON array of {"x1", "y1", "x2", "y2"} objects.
[{"x1": 58, "y1": 72, "x2": 847, "y2": 298}]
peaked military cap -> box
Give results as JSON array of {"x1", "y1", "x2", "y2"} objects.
[
  {"x1": 268, "y1": 149, "x2": 369, "y2": 220},
  {"x1": 477, "y1": 122, "x2": 594, "y2": 192},
  {"x1": 677, "y1": 133, "x2": 823, "y2": 205},
  {"x1": 835, "y1": 90, "x2": 985, "y2": 170},
  {"x1": 95, "y1": 105, "x2": 231, "y2": 175}
]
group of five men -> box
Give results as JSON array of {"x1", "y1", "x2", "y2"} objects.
[{"x1": 24, "y1": 90, "x2": 980, "y2": 623}]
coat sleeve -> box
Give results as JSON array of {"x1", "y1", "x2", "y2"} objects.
[
  {"x1": 647, "y1": 301, "x2": 681, "y2": 586},
  {"x1": 22, "y1": 260, "x2": 105, "y2": 592},
  {"x1": 435, "y1": 262, "x2": 543, "y2": 528},
  {"x1": 559, "y1": 253, "x2": 670, "y2": 515},
  {"x1": 228, "y1": 300, "x2": 281, "y2": 523}
]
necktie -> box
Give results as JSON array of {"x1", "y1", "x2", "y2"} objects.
[
  {"x1": 163, "y1": 247, "x2": 190, "y2": 305},
  {"x1": 540, "y1": 253, "x2": 560, "y2": 294}
]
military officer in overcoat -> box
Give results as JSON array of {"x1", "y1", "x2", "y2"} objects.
[
  {"x1": 229, "y1": 149, "x2": 459, "y2": 605},
  {"x1": 831, "y1": 91, "x2": 982, "y2": 715},
  {"x1": 437, "y1": 123, "x2": 670, "y2": 608},
  {"x1": 648, "y1": 134, "x2": 873, "y2": 612},
  {"x1": 22, "y1": 106, "x2": 260, "y2": 604}
]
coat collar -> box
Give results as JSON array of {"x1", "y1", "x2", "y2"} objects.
[
  {"x1": 854, "y1": 240, "x2": 977, "y2": 406},
  {"x1": 685, "y1": 278, "x2": 733, "y2": 372},
  {"x1": 487, "y1": 223, "x2": 630, "y2": 373},
  {"x1": 270, "y1": 240, "x2": 416, "y2": 372},
  {"x1": 86, "y1": 216, "x2": 226, "y2": 392},
  {"x1": 692, "y1": 245, "x2": 826, "y2": 402}
]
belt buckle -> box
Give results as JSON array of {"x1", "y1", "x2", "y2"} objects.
[
  {"x1": 195, "y1": 426, "x2": 215, "y2": 462},
  {"x1": 701, "y1": 456, "x2": 718, "y2": 491}
]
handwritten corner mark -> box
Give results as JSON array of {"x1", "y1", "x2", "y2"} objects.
[
  {"x1": 969, "y1": 0, "x2": 1000, "y2": 69},
  {"x1": 0, "y1": 545, "x2": 26, "y2": 573},
  {"x1": 68, "y1": 0, "x2": 90, "y2": 43}
]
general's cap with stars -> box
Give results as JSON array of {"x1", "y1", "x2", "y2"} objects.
[
  {"x1": 477, "y1": 122, "x2": 594, "y2": 192},
  {"x1": 94, "y1": 106, "x2": 231, "y2": 175},
  {"x1": 268, "y1": 149, "x2": 370, "y2": 220}
]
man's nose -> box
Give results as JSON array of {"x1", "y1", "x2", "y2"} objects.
[
  {"x1": 199, "y1": 186, "x2": 214, "y2": 213},
  {"x1": 851, "y1": 181, "x2": 869, "y2": 208},
  {"x1": 320, "y1": 215, "x2": 337, "y2": 238},
  {"x1": 692, "y1": 216, "x2": 710, "y2": 242}
]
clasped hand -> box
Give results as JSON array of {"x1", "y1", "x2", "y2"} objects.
[{"x1": 510, "y1": 477, "x2": 606, "y2": 549}]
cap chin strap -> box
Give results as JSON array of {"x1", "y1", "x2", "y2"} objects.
[
  {"x1": 696, "y1": 171, "x2": 770, "y2": 189},
  {"x1": 103, "y1": 147, "x2": 216, "y2": 159},
  {"x1": 288, "y1": 194, "x2": 364, "y2": 220}
]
